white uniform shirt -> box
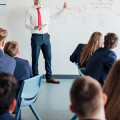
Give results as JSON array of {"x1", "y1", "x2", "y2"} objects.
[{"x1": 25, "y1": 5, "x2": 65, "y2": 34}]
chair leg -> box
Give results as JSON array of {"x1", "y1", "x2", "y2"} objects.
[
  {"x1": 29, "y1": 104, "x2": 41, "y2": 120},
  {"x1": 71, "y1": 114, "x2": 78, "y2": 120},
  {"x1": 15, "y1": 109, "x2": 21, "y2": 120}
]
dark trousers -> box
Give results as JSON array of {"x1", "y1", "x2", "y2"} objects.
[{"x1": 31, "y1": 33, "x2": 52, "y2": 79}]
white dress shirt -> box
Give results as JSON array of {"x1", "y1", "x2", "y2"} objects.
[{"x1": 25, "y1": 5, "x2": 65, "y2": 34}]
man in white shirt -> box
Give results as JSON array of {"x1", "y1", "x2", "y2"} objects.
[{"x1": 25, "y1": 0, "x2": 67, "y2": 83}]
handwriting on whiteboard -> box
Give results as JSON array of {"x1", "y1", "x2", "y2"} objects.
[{"x1": 54, "y1": 0, "x2": 120, "y2": 27}]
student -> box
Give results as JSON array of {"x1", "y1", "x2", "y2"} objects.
[
  {"x1": 70, "y1": 76, "x2": 107, "y2": 120},
  {"x1": 0, "y1": 73, "x2": 17, "y2": 120},
  {"x1": 0, "y1": 28, "x2": 16, "y2": 75},
  {"x1": 4, "y1": 41, "x2": 33, "y2": 90},
  {"x1": 70, "y1": 32, "x2": 103, "y2": 67},
  {"x1": 103, "y1": 60, "x2": 120, "y2": 120},
  {"x1": 84, "y1": 33, "x2": 118, "y2": 86},
  {"x1": 25, "y1": 0, "x2": 67, "y2": 83}
]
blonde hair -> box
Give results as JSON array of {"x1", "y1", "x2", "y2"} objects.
[
  {"x1": 80, "y1": 32, "x2": 102, "y2": 67},
  {"x1": 4, "y1": 41, "x2": 19, "y2": 57},
  {"x1": 0, "y1": 28, "x2": 8, "y2": 41},
  {"x1": 103, "y1": 60, "x2": 120, "y2": 120}
]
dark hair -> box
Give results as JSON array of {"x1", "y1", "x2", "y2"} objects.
[
  {"x1": 70, "y1": 76, "x2": 103, "y2": 118},
  {"x1": 0, "y1": 73, "x2": 17, "y2": 114},
  {"x1": 4, "y1": 41, "x2": 18, "y2": 57},
  {"x1": 104, "y1": 33, "x2": 118, "y2": 49}
]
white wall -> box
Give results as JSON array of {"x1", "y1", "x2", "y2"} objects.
[{"x1": 0, "y1": 0, "x2": 120, "y2": 75}]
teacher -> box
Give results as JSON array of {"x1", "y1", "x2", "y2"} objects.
[{"x1": 25, "y1": 0, "x2": 67, "y2": 83}]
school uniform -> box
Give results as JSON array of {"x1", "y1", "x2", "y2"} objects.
[
  {"x1": 14, "y1": 57, "x2": 33, "y2": 89},
  {"x1": 0, "y1": 113, "x2": 16, "y2": 120},
  {"x1": 84, "y1": 48, "x2": 117, "y2": 86},
  {"x1": 0, "y1": 49, "x2": 16, "y2": 75},
  {"x1": 70, "y1": 44, "x2": 85, "y2": 67}
]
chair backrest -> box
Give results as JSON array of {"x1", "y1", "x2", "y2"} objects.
[
  {"x1": 75, "y1": 63, "x2": 85, "y2": 76},
  {"x1": 19, "y1": 74, "x2": 42, "y2": 107}
]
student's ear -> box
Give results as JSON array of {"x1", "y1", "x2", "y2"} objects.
[
  {"x1": 9, "y1": 99, "x2": 16, "y2": 114},
  {"x1": 18, "y1": 50, "x2": 19, "y2": 55},
  {"x1": 103, "y1": 93, "x2": 107, "y2": 106},
  {"x1": 2, "y1": 40, "x2": 5, "y2": 47},
  {"x1": 70, "y1": 105, "x2": 76, "y2": 113},
  {"x1": 115, "y1": 42, "x2": 118, "y2": 48}
]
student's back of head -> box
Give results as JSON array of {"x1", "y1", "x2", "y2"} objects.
[
  {"x1": 103, "y1": 60, "x2": 120, "y2": 120},
  {"x1": 70, "y1": 76, "x2": 106, "y2": 119},
  {"x1": 104, "y1": 33, "x2": 118, "y2": 49},
  {"x1": 80, "y1": 32, "x2": 103, "y2": 67},
  {"x1": 0, "y1": 73, "x2": 17, "y2": 114},
  {"x1": 4, "y1": 41, "x2": 19, "y2": 57}
]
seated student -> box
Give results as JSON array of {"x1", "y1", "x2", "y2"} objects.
[
  {"x1": 0, "y1": 28, "x2": 16, "y2": 75},
  {"x1": 0, "y1": 73, "x2": 17, "y2": 120},
  {"x1": 70, "y1": 76, "x2": 107, "y2": 120},
  {"x1": 4, "y1": 41, "x2": 33, "y2": 90},
  {"x1": 103, "y1": 60, "x2": 120, "y2": 120},
  {"x1": 70, "y1": 32, "x2": 103, "y2": 67},
  {"x1": 84, "y1": 33, "x2": 118, "y2": 86}
]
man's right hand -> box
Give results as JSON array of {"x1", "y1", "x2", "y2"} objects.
[{"x1": 34, "y1": 26, "x2": 41, "y2": 30}]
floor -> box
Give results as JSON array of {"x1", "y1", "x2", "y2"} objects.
[{"x1": 21, "y1": 78, "x2": 75, "y2": 120}]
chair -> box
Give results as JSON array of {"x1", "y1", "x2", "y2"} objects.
[
  {"x1": 71, "y1": 114, "x2": 78, "y2": 120},
  {"x1": 75, "y1": 63, "x2": 85, "y2": 76},
  {"x1": 15, "y1": 74, "x2": 43, "y2": 120},
  {"x1": 71, "y1": 64, "x2": 85, "y2": 120}
]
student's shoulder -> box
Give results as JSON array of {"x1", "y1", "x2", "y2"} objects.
[
  {"x1": 15, "y1": 57, "x2": 28, "y2": 62},
  {"x1": 0, "y1": 113, "x2": 16, "y2": 120},
  {"x1": 77, "y1": 43, "x2": 85, "y2": 48},
  {"x1": 4, "y1": 53, "x2": 16, "y2": 62},
  {"x1": 101, "y1": 48, "x2": 117, "y2": 57},
  {"x1": 107, "y1": 50, "x2": 117, "y2": 59},
  {"x1": 78, "y1": 43, "x2": 85, "y2": 46},
  {"x1": 15, "y1": 57, "x2": 29, "y2": 64}
]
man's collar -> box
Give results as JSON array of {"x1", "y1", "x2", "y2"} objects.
[{"x1": 33, "y1": 4, "x2": 42, "y2": 9}]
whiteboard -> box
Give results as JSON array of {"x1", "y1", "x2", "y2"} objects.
[{"x1": 45, "y1": 0, "x2": 120, "y2": 74}]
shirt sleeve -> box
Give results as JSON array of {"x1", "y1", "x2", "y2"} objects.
[
  {"x1": 70, "y1": 44, "x2": 80, "y2": 63},
  {"x1": 25, "y1": 9, "x2": 34, "y2": 30},
  {"x1": 49, "y1": 7, "x2": 65, "y2": 19}
]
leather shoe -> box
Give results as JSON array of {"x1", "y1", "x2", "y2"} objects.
[{"x1": 46, "y1": 78, "x2": 60, "y2": 84}]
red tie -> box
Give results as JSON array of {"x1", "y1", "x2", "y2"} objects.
[{"x1": 36, "y1": 8, "x2": 42, "y2": 30}]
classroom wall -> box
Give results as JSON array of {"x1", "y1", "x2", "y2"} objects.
[{"x1": 0, "y1": 0, "x2": 120, "y2": 75}]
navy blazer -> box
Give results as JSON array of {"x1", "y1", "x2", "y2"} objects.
[
  {"x1": 0, "y1": 113, "x2": 16, "y2": 120},
  {"x1": 0, "y1": 49, "x2": 16, "y2": 75},
  {"x1": 70, "y1": 44, "x2": 84, "y2": 67},
  {"x1": 13, "y1": 57, "x2": 33, "y2": 114},
  {"x1": 14, "y1": 57, "x2": 33, "y2": 89},
  {"x1": 84, "y1": 48, "x2": 117, "y2": 86}
]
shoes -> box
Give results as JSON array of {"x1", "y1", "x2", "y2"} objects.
[{"x1": 46, "y1": 78, "x2": 60, "y2": 84}]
